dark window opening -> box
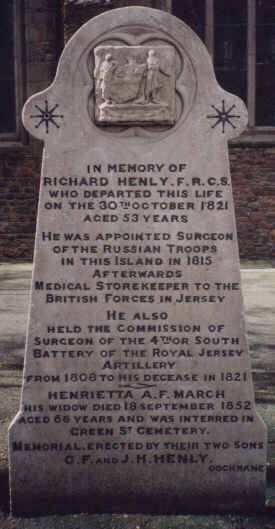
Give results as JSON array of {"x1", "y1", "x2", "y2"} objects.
[
  {"x1": 214, "y1": 0, "x2": 247, "y2": 105},
  {"x1": 173, "y1": 0, "x2": 205, "y2": 41},
  {"x1": 256, "y1": 0, "x2": 275, "y2": 125},
  {"x1": 0, "y1": 0, "x2": 16, "y2": 134}
]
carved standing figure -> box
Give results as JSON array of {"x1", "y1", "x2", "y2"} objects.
[
  {"x1": 95, "y1": 53, "x2": 117, "y2": 104},
  {"x1": 145, "y1": 49, "x2": 162, "y2": 103}
]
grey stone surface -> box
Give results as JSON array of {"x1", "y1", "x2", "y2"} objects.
[
  {"x1": 66, "y1": 0, "x2": 112, "y2": 4},
  {"x1": 1, "y1": 263, "x2": 274, "y2": 378},
  {"x1": 9, "y1": 7, "x2": 266, "y2": 516},
  {"x1": 94, "y1": 45, "x2": 176, "y2": 124},
  {"x1": 0, "y1": 264, "x2": 31, "y2": 368},
  {"x1": 242, "y1": 269, "x2": 275, "y2": 372}
]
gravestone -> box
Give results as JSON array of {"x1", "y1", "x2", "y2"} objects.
[{"x1": 9, "y1": 7, "x2": 267, "y2": 516}]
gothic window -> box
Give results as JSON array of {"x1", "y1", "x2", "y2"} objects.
[
  {"x1": 0, "y1": 0, "x2": 23, "y2": 142},
  {"x1": 173, "y1": 0, "x2": 275, "y2": 129},
  {"x1": 173, "y1": 0, "x2": 205, "y2": 41},
  {"x1": 214, "y1": 1, "x2": 247, "y2": 110},
  {"x1": 256, "y1": 0, "x2": 275, "y2": 125}
]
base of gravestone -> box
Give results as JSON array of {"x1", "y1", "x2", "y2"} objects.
[
  {"x1": 10, "y1": 499, "x2": 267, "y2": 518},
  {"x1": 9, "y1": 464, "x2": 266, "y2": 516}
]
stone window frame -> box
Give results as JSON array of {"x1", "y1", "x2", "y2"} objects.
[
  {"x1": 173, "y1": 0, "x2": 275, "y2": 143},
  {"x1": 0, "y1": 0, "x2": 25, "y2": 146},
  {"x1": 206, "y1": 0, "x2": 275, "y2": 142}
]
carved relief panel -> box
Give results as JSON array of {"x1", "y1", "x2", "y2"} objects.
[
  {"x1": 81, "y1": 25, "x2": 198, "y2": 136},
  {"x1": 94, "y1": 45, "x2": 176, "y2": 125}
]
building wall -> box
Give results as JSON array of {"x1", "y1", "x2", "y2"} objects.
[
  {"x1": 0, "y1": 0, "x2": 63, "y2": 261},
  {"x1": 64, "y1": 0, "x2": 170, "y2": 41},
  {"x1": 231, "y1": 145, "x2": 275, "y2": 259},
  {"x1": 1, "y1": 0, "x2": 274, "y2": 261}
]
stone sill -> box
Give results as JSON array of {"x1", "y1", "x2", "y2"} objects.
[
  {"x1": 230, "y1": 130, "x2": 275, "y2": 146},
  {"x1": 65, "y1": 0, "x2": 113, "y2": 5},
  {"x1": 240, "y1": 260, "x2": 275, "y2": 269}
]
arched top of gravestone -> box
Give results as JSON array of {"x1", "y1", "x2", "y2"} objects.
[{"x1": 22, "y1": 7, "x2": 248, "y2": 145}]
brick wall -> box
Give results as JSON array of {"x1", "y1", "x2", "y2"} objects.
[
  {"x1": 0, "y1": 0, "x2": 63, "y2": 261},
  {"x1": 1, "y1": 0, "x2": 275, "y2": 261},
  {"x1": 0, "y1": 149, "x2": 40, "y2": 261},
  {"x1": 230, "y1": 145, "x2": 275, "y2": 259}
]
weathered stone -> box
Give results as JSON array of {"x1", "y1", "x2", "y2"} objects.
[
  {"x1": 65, "y1": 0, "x2": 113, "y2": 5},
  {"x1": 94, "y1": 45, "x2": 176, "y2": 124},
  {"x1": 9, "y1": 7, "x2": 266, "y2": 516}
]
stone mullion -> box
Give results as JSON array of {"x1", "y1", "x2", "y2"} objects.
[
  {"x1": 247, "y1": 0, "x2": 256, "y2": 127},
  {"x1": 205, "y1": 0, "x2": 214, "y2": 60}
]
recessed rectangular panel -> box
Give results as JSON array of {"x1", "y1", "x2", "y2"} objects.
[{"x1": 94, "y1": 46, "x2": 176, "y2": 125}]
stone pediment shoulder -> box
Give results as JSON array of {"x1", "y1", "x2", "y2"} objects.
[{"x1": 22, "y1": 7, "x2": 246, "y2": 143}]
